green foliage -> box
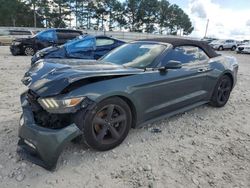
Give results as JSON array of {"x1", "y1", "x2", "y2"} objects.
[
  {"x1": 0, "y1": 0, "x2": 194, "y2": 35},
  {"x1": 0, "y1": 0, "x2": 43, "y2": 27}
]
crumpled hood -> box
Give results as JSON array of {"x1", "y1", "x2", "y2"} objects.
[
  {"x1": 22, "y1": 59, "x2": 143, "y2": 97},
  {"x1": 31, "y1": 46, "x2": 65, "y2": 65}
]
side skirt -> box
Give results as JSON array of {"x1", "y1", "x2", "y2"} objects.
[{"x1": 137, "y1": 101, "x2": 209, "y2": 128}]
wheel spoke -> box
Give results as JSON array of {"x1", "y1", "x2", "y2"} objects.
[
  {"x1": 96, "y1": 127, "x2": 108, "y2": 142},
  {"x1": 111, "y1": 114, "x2": 126, "y2": 124},
  {"x1": 218, "y1": 91, "x2": 223, "y2": 101},
  {"x1": 224, "y1": 86, "x2": 231, "y2": 92},
  {"x1": 109, "y1": 126, "x2": 120, "y2": 140},
  {"x1": 106, "y1": 105, "x2": 115, "y2": 120},
  {"x1": 221, "y1": 93, "x2": 226, "y2": 102},
  {"x1": 221, "y1": 80, "x2": 227, "y2": 88},
  {"x1": 93, "y1": 117, "x2": 106, "y2": 125}
]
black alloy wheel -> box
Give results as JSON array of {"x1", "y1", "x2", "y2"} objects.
[
  {"x1": 210, "y1": 75, "x2": 232, "y2": 107},
  {"x1": 79, "y1": 97, "x2": 132, "y2": 151}
]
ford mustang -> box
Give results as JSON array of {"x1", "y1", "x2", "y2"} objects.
[{"x1": 17, "y1": 37, "x2": 238, "y2": 170}]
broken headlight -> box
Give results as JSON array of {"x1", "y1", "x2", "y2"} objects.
[{"x1": 38, "y1": 97, "x2": 85, "y2": 110}]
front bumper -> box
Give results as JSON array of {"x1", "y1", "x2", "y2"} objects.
[
  {"x1": 31, "y1": 54, "x2": 41, "y2": 65},
  {"x1": 10, "y1": 45, "x2": 21, "y2": 55},
  {"x1": 17, "y1": 93, "x2": 82, "y2": 170}
]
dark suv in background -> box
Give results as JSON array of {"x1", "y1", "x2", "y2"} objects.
[{"x1": 10, "y1": 28, "x2": 83, "y2": 56}]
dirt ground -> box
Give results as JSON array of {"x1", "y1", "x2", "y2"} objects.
[{"x1": 0, "y1": 46, "x2": 249, "y2": 188}]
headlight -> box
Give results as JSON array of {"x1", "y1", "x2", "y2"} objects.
[
  {"x1": 12, "y1": 41, "x2": 21, "y2": 45},
  {"x1": 38, "y1": 97, "x2": 85, "y2": 110},
  {"x1": 30, "y1": 61, "x2": 44, "y2": 72},
  {"x1": 36, "y1": 52, "x2": 43, "y2": 58}
]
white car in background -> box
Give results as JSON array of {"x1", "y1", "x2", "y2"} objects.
[
  {"x1": 236, "y1": 42, "x2": 250, "y2": 54},
  {"x1": 210, "y1": 39, "x2": 237, "y2": 51}
]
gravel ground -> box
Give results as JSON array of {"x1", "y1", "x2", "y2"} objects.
[{"x1": 0, "y1": 46, "x2": 249, "y2": 188}]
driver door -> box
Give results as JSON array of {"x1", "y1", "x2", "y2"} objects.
[
  {"x1": 135, "y1": 46, "x2": 211, "y2": 122},
  {"x1": 36, "y1": 30, "x2": 57, "y2": 50},
  {"x1": 66, "y1": 36, "x2": 96, "y2": 59}
]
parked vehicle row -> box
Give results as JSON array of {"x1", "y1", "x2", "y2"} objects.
[
  {"x1": 10, "y1": 28, "x2": 83, "y2": 56},
  {"x1": 17, "y1": 36, "x2": 238, "y2": 170},
  {"x1": 203, "y1": 38, "x2": 250, "y2": 54}
]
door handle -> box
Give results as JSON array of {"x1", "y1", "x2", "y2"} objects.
[
  {"x1": 197, "y1": 67, "x2": 211, "y2": 72},
  {"x1": 197, "y1": 68, "x2": 206, "y2": 72}
]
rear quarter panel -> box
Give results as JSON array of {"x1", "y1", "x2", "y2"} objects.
[{"x1": 206, "y1": 55, "x2": 238, "y2": 99}]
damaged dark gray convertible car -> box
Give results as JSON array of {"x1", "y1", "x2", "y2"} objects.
[{"x1": 18, "y1": 37, "x2": 238, "y2": 170}]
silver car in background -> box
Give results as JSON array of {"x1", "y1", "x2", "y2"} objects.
[{"x1": 210, "y1": 39, "x2": 237, "y2": 51}]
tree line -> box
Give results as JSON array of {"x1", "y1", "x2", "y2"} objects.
[{"x1": 0, "y1": 0, "x2": 194, "y2": 35}]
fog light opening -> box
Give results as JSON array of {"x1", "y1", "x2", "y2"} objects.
[{"x1": 24, "y1": 139, "x2": 36, "y2": 150}]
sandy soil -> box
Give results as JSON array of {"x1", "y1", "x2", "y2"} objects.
[{"x1": 0, "y1": 46, "x2": 249, "y2": 188}]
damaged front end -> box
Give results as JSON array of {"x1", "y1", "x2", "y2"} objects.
[{"x1": 17, "y1": 90, "x2": 93, "y2": 170}]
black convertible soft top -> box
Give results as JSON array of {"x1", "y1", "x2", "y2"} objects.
[{"x1": 138, "y1": 37, "x2": 220, "y2": 58}]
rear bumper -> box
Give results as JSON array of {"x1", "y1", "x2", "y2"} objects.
[{"x1": 17, "y1": 92, "x2": 82, "y2": 170}]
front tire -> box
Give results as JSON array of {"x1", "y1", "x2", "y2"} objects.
[
  {"x1": 24, "y1": 46, "x2": 35, "y2": 56},
  {"x1": 218, "y1": 46, "x2": 224, "y2": 51},
  {"x1": 210, "y1": 75, "x2": 232, "y2": 107},
  {"x1": 78, "y1": 97, "x2": 132, "y2": 151},
  {"x1": 231, "y1": 46, "x2": 236, "y2": 51}
]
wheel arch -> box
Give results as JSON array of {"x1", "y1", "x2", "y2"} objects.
[
  {"x1": 223, "y1": 71, "x2": 234, "y2": 86},
  {"x1": 209, "y1": 71, "x2": 234, "y2": 100}
]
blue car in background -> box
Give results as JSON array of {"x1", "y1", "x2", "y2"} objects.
[{"x1": 31, "y1": 35, "x2": 125, "y2": 64}]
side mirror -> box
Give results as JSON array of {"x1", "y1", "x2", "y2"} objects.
[{"x1": 158, "y1": 60, "x2": 182, "y2": 71}]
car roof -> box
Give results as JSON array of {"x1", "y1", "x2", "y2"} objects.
[
  {"x1": 43, "y1": 28, "x2": 82, "y2": 33},
  {"x1": 138, "y1": 37, "x2": 220, "y2": 58}
]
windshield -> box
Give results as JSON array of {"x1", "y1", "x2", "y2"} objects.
[{"x1": 101, "y1": 43, "x2": 166, "y2": 68}]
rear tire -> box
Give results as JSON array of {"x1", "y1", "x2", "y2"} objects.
[
  {"x1": 210, "y1": 75, "x2": 232, "y2": 107},
  {"x1": 76, "y1": 97, "x2": 132, "y2": 151}
]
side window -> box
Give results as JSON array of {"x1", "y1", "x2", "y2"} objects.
[
  {"x1": 57, "y1": 31, "x2": 81, "y2": 40},
  {"x1": 9, "y1": 30, "x2": 31, "y2": 35},
  {"x1": 37, "y1": 30, "x2": 56, "y2": 41},
  {"x1": 96, "y1": 38, "x2": 115, "y2": 47},
  {"x1": 161, "y1": 46, "x2": 208, "y2": 66},
  {"x1": 67, "y1": 37, "x2": 95, "y2": 53}
]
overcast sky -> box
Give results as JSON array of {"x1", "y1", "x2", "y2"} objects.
[{"x1": 167, "y1": 0, "x2": 250, "y2": 39}]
